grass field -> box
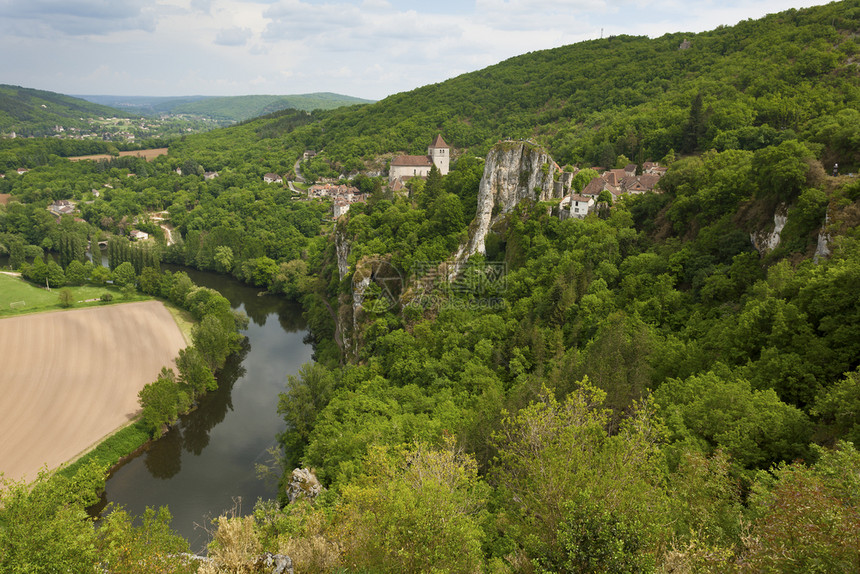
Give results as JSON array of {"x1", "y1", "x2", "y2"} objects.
[
  {"x1": 0, "y1": 273, "x2": 142, "y2": 317},
  {"x1": 67, "y1": 148, "x2": 168, "y2": 162}
]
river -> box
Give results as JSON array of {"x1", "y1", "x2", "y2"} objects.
[{"x1": 97, "y1": 268, "x2": 313, "y2": 552}]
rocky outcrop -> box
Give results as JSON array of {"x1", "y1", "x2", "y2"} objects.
[
  {"x1": 751, "y1": 203, "x2": 788, "y2": 254},
  {"x1": 335, "y1": 221, "x2": 350, "y2": 281},
  {"x1": 187, "y1": 552, "x2": 293, "y2": 574},
  {"x1": 457, "y1": 141, "x2": 558, "y2": 260},
  {"x1": 257, "y1": 553, "x2": 294, "y2": 574},
  {"x1": 286, "y1": 467, "x2": 323, "y2": 504},
  {"x1": 814, "y1": 212, "x2": 831, "y2": 263}
]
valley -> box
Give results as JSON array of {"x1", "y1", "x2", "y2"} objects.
[{"x1": 1, "y1": 1, "x2": 859, "y2": 572}]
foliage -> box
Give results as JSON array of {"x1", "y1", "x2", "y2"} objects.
[
  {"x1": 334, "y1": 441, "x2": 487, "y2": 574},
  {"x1": 138, "y1": 368, "x2": 189, "y2": 438},
  {"x1": 57, "y1": 287, "x2": 74, "y2": 308},
  {"x1": 654, "y1": 369, "x2": 811, "y2": 474},
  {"x1": 96, "y1": 506, "x2": 193, "y2": 574},
  {"x1": 742, "y1": 442, "x2": 860, "y2": 572},
  {"x1": 0, "y1": 464, "x2": 103, "y2": 573},
  {"x1": 492, "y1": 381, "x2": 668, "y2": 568}
]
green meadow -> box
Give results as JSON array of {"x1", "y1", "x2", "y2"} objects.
[{"x1": 0, "y1": 273, "x2": 128, "y2": 317}]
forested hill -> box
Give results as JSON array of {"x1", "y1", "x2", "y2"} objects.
[
  {"x1": 78, "y1": 92, "x2": 376, "y2": 122},
  {"x1": 0, "y1": 85, "x2": 132, "y2": 136},
  {"x1": 179, "y1": 0, "x2": 858, "y2": 173}
]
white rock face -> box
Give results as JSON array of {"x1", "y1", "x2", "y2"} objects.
[
  {"x1": 335, "y1": 223, "x2": 350, "y2": 281},
  {"x1": 814, "y1": 212, "x2": 831, "y2": 263},
  {"x1": 751, "y1": 204, "x2": 788, "y2": 254},
  {"x1": 458, "y1": 141, "x2": 557, "y2": 260}
]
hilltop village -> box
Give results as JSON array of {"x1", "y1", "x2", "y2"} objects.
[{"x1": 297, "y1": 135, "x2": 668, "y2": 221}]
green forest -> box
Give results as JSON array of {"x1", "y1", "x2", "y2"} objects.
[{"x1": 2, "y1": 1, "x2": 860, "y2": 572}]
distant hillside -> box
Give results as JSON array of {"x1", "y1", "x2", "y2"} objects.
[
  {"x1": 0, "y1": 85, "x2": 132, "y2": 137},
  {"x1": 187, "y1": 0, "x2": 856, "y2": 172},
  {"x1": 77, "y1": 93, "x2": 375, "y2": 122}
]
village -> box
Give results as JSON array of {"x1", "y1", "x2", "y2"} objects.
[{"x1": 15, "y1": 133, "x2": 668, "y2": 247}]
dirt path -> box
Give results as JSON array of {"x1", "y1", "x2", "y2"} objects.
[{"x1": 0, "y1": 301, "x2": 187, "y2": 482}]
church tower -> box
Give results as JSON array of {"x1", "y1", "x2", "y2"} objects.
[{"x1": 428, "y1": 134, "x2": 450, "y2": 176}]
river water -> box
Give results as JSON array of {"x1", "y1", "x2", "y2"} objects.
[{"x1": 98, "y1": 268, "x2": 313, "y2": 552}]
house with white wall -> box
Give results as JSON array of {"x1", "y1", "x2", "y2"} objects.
[{"x1": 389, "y1": 135, "x2": 450, "y2": 185}]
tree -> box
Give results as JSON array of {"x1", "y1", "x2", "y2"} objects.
[
  {"x1": 278, "y1": 363, "x2": 335, "y2": 461},
  {"x1": 812, "y1": 368, "x2": 860, "y2": 446},
  {"x1": 95, "y1": 506, "x2": 191, "y2": 574},
  {"x1": 45, "y1": 259, "x2": 66, "y2": 288},
  {"x1": 90, "y1": 265, "x2": 110, "y2": 285},
  {"x1": 742, "y1": 442, "x2": 860, "y2": 572},
  {"x1": 0, "y1": 463, "x2": 104, "y2": 573},
  {"x1": 176, "y1": 346, "x2": 217, "y2": 398},
  {"x1": 492, "y1": 381, "x2": 668, "y2": 568},
  {"x1": 753, "y1": 140, "x2": 816, "y2": 202},
  {"x1": 138, "y1": 368, "x2": 189, "y2": 438},
  {"x1": 420, "y1": 164, "x2": 443, "y2": 208},
  {"x1": 64, "y1": 259, "x2": 88, "y2": 286},
  {"x1": 112, "y1": 261, "x2": 136, "y2": 287},
  {"x1": 654, "y1": 369, "x2": 811, "y2": 473},
  {"x1": 682, "y1": 92, "x2": 707, "y2": 153},
  {"x1": 58, "y1": 288, "x2": 74, "y2": 308},
  {"x1": 138, "y1": 266, "x2": 162, "y2": 295},
  {"x1": 335, "y1": 441, "x2": 487, "y2": 574},
  {"x1": 214, "y1": 245, "x2": 234, "y2": 273},
  {"x1": 192, "y1": 314, "x2": 239, "y2": 371}
]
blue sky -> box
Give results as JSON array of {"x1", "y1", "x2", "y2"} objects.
[{"x1": 0, "y1": 0, "x2": 829, "y2": 100}]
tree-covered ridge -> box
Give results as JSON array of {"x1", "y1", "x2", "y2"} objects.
[
  {"x1": 162, "y1": 93, "x2": 374, "y2": 122},
  {"x1": 79, "y1": 92, "x2": 375, "y2": 122},
  {"x1": 0, "y1": 84, "x2": 135, "y2": 136},
  {"x1": 170, "y1": 0, "x2": 858, "y2": 176}
]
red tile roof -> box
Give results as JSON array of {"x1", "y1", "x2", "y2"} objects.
[
  {"x1": 430, "y1": 134, "x2": 449, "y2": 149},
  {"x1": 391, "y1": 155, "x2": 432, "y2": 167}
]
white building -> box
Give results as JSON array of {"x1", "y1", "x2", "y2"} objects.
[
  {"x1": 569, "y1": 194, "x2": 595, "y2": 219},
  {"x1": 389, "y1": 135, "x2": 450, "y2": 184}
]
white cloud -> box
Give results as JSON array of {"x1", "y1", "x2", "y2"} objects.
[
  {"x1": 0, "y1": 0, "x2": 157, "y2": 36},
  {"x1": 0, "y1": 0, "x2": 834, "y2": 99},
  {"x1": 215, "y1": 26, "x2": 253, "y2": 45}
]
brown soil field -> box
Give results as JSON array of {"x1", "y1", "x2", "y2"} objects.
[
  {"x1": 0, "y1": 301, "x2": 187, "y2": 482},
  {"x1": 0, "y1": 193, "x2": 11, "y2": 206},
  {"x1": 68, "y1": 147, "x2": 168, "y2": 162}
]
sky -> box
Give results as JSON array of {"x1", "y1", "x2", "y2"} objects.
[{"x1": 0, "y1": 0, "x2": 829, "y2": 101}]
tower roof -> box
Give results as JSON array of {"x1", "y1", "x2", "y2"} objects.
[{"x1": 429, "y1": 134, "x2": 449, "y2": 149}]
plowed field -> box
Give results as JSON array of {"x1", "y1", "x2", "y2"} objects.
[{"x1": 0, "y1": 301, "x2": 186, "y2": 482}]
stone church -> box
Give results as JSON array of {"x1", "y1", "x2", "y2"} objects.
[{"x1": 389, "y1": 135, "x2": 450, "y2": 185}]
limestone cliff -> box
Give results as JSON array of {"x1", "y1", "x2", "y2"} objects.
[
  {"x1": 457, "y1": 141, "x2": 558, "y2": 260},
  {"x1": 750, "y1": 203, "x2": 788, "y2": 254}
]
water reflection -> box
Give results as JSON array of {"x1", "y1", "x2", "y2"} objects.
[{"x1": 101, "y1": 268, "x2": 312, "y2": 552}]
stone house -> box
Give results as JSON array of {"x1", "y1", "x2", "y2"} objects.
[
  {"x1": 389, "y1": 135, "x2": 450, "y2": 185},
  {"x1": 48, "y1": 200, "x2": 75, "y2": 216},
  {"x1": 569, "y1": 194, "x2": 595, "y2": 218},
  {"x1": 264, "y1": 173, "x2": 283, "y2": 184}
]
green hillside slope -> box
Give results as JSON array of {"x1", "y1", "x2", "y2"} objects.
[
  {"x1": 79, "y1": 93, "x2": 375, "y2": 122},
  {"x1": 178, "y1": 1, "x2": 857, "y2": 173},
  {"x1": 0, "y1": 85, "x2": 133, "y2": 137}
]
